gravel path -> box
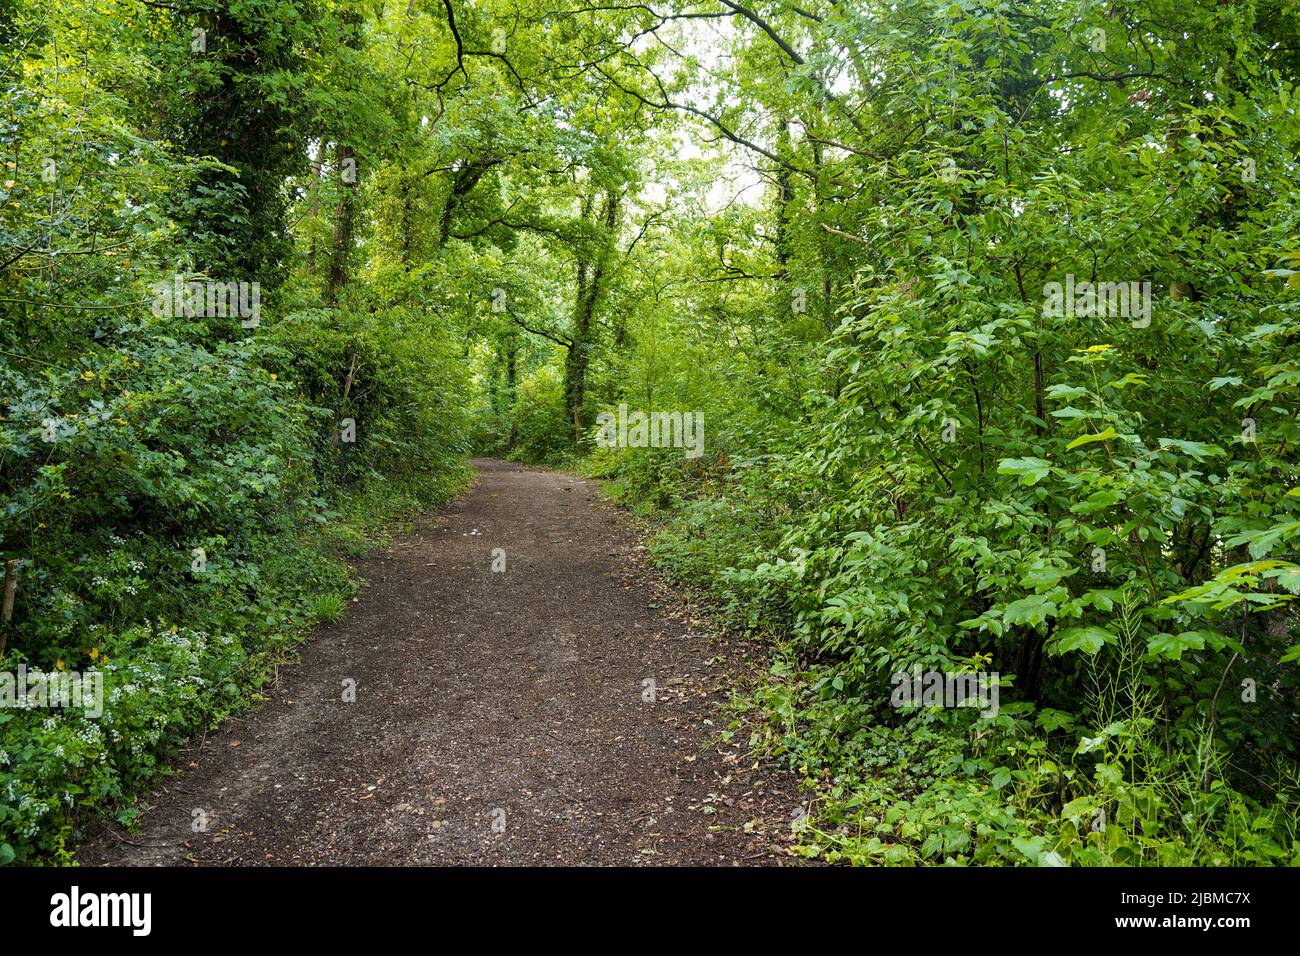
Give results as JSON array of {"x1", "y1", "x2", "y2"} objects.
[{"x1": 79, "y1": 459, "x2": 798, "y2": 866}]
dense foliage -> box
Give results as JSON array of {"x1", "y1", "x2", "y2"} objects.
[
  {"x1": 4, "y1": 0, "x2": 1298, "y2": 865},
  {"x1": 581, "y1": 0, "x2": 1300, "y2": 865},
  {"x1": 0, "y1": 0, "x2": 475, "y2": 862}
]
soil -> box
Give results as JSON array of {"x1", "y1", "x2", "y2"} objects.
[{"x1": 78, "y1": 459, "x2": 802, "y2": 866}]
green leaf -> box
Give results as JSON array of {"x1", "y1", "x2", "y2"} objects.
[
  {"x1": 1147, "y1": 631, "x2": 1206, "y2": 660},
  {"x1": 1021, "y1": 563, "x2": 1072, "y2": 590},
  {"x1": 1036, "y1": 708, "x2": 1077, "y2": 733},
  {"x1": 997, "y1": 457, "x2": 1051, "y2": 485},
  {"x1": 1053, "y1": 626, "x2": 1116, "y2": 655},
  {"x1": 1003, "y1": 594, "x2": 1058, "y2": 627},
  {"x1": 1045, "y1": 384, "x2": 1088, "y2": 400},
  {"x1": 1065, "y1": 427, "x2": 1117, "y2": 451}
]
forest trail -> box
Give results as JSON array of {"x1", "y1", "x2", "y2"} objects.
[{"x1": 79, "y1": 459, "x2": 795, "y2": 866}]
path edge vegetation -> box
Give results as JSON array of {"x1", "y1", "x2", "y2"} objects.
[{"x1": 8, "y1": 478, "x2": 470, "y2": 866}]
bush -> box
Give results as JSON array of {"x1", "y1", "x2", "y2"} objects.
[
  {"x1": 506, "y1": 365, "x2": 574, "y2": 466},
  {"x1": 0, "y1": 308, "x2": 469, "y2": 863}
]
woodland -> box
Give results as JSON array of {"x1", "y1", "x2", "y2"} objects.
[{"x1": 2, "y1": 0, "x2": 1300, "y2": 865}]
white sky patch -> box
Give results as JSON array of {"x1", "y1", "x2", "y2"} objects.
[{"x1": 638, "y1": 16, "x2": 767, "y2": 213}]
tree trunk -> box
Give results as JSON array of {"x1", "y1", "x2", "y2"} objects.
[
  {"x1": 562, "y1": 191, "x2": 620, "y2": 449},
  {"x1": 325, "y1": 143, "x2": 356, "y2": 305}
]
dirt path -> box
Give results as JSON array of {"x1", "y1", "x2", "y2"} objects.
[{"x1": 79, "y1": 459, "x2": 798, "y2": 866}]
